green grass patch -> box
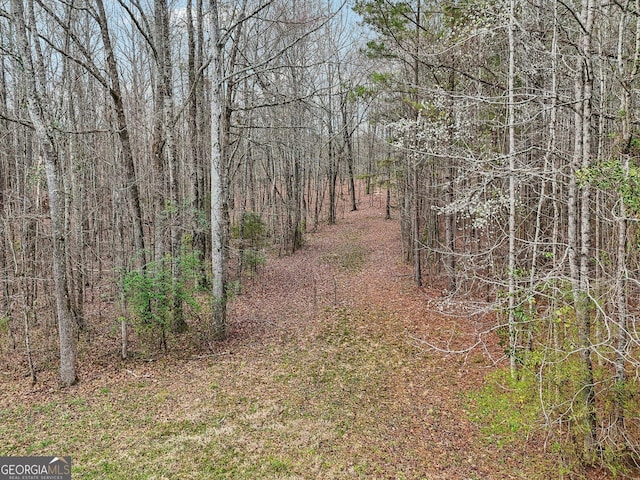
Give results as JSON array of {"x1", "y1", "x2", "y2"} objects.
[
  {"x1": 0, "y1": 306, "x2": 405, "y2": 479},
  {"x1": 466, "y1": 368, "x2": 541, "y2": 448},
  {"x1": 321, "y1": 233, "x2": 368, "y2": 272}
]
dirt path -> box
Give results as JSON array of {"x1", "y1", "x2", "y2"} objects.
[
  {"x1": 227, "y1": 201, "x2": 546, "y2": 479},
  {"x1": 0, "y1": 200, "x2": 556, "y2": 479}
]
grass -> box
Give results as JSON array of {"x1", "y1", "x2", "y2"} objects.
[
  {"x1": 465, "y1": 367, "x2": 541, "y2": 449},
  {"x1": 321, "y1": 232, "x2": 368, "y2": 272},
  {"x1": 0, "y1": 306, "x2": 402, "y2": 479},
  {"x1": 0, "y1": 213, "x2": 560, "y2": 480}
]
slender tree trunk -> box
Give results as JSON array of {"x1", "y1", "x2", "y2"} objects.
[
  {"x1": 400, "y1": 158, "x2": 411, "y2": 263},
  {"x1": 413, "y1": 166, "x2": 422, "y2": 287},
  {"x1": 0, "y1": 64, "x2": 13, "y2": 350},
  {"x1": 341, "y1": 93, "x2": 357, "y2": 212},
  {"x1": 385, "y1": 163, "x2": 391, "y2": 220},
  {"x1": 12, "y1": 0, "x2": 77, "y2": 386},
  {"x1": 444, "y1": 163, "x2": 455, "y2": 291},
  {"x1": 530, "y1": 0, "x2": 558, "y2": 294},
  {"x1": 507, "y1": 0, "x2": 518, "y2": 377},
  {"x1": 328, "y1": 116, "x2": 338, "y2": 225},
  {"x1": 154, "y1": 0, "x2": 186, "y2": 333},
  {"x1": 613, "y1": 0, "x2": 639, "y2": 433},
  {"x1": 60, "y1": 9, "x2": 86, "y2": 333},
  {"x1": 114, "y1": 181, "x2": 128, "y2": 359},
  {"x1": 574, "y1": 0, "x2": 597, "y2": 457},
  {"x1": 210, "y1": 0, "x2": 227, "y2": 340},
  {"x1": 187, "y1": 0, "x2": 209, "y2": 288},
  {"x1": 21, "y1": 304, "x2": 35, "y2": 383},
  {"x1": 95, "y1": 0, "x2": 147, "y2": 268}
]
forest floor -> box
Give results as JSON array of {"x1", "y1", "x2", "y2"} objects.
[{"x1": 0, "y1": 200, "x2": 610, "y2": 479}]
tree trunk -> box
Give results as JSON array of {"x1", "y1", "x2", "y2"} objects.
[
  {"x1": 341, "y1": 92, "x2": 357, "y2": 212},
  {"x1": 154, "y1": 0, "x2": 186, "y2": 334},
  {"x1": 613, "y1": 0, "x2": 639, "y2": 433},
  {"x1": 210, "y1": 0, "x2": 227, "y2": 340},
  {"x1": 574, "y1": 0, "x2": 597, "y2": 458},
  {"x1": 507, "y1": 0, "x2": 518, "y2": 377},
  {"x1": 12, "y1": 0, "x2": 77, "y2": 386},
  {"x1": 95, "y1": 0, "x2": 147, "y2": 268},
  {"x1": 413, "y1": 167, "x2": 422, "y2": 287}
]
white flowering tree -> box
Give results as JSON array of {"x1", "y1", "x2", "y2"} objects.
[{"x1": 356, "y1": 0, "x2": 640, "y2": 469}]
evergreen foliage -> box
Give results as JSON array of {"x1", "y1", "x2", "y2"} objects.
[{"x1": 122, "y1": 250, "x2": 204, "y2": 350}]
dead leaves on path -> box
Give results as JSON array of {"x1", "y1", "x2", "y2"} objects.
[{"x1": 0, "y1": 203, "x2": 557, "y2": 479}]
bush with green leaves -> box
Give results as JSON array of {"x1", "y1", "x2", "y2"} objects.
[
  {"x1": 471, "y1": 303, "x2": 640, "y2": 476},
  {"x1": 122, "y1": 250, "x2": 204, "y2": 350},
  {"x1": 232, "y1": 212, "x2": 267, "y2": 244},
  {"x1": 231, "y1": 212, "x2": 268, "y2": 277}
]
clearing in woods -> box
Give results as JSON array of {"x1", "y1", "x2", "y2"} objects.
[{"x1": 1, "y1": 201, "x2": 568, "y2": 478}]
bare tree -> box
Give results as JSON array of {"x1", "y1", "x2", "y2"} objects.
[
  {"x1": 209, "y1": 0, "x2": 228, "y2": 339},
  {"x1": 11, "y1": 0, "x2": 77, "y2": 386}
]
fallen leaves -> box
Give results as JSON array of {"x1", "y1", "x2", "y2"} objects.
[{"x1": 0, "y1": 202, "x2": 585, "y2": 478}]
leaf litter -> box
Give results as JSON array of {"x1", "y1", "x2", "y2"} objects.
[{"x1": 0, "y1": 202, "x2": 610, "y2": 479}]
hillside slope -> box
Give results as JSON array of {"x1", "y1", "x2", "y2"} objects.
[{"x1": 0, "y1": 201, "x2": 571, "y2": 479}]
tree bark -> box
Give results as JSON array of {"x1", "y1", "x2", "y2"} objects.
[
  {"x1": 210, "y1": 0, "x2": 227, "y2": 340},
  {"x1": 613, "y1": 0, "x2": 639, "y2": 433},
  {"x1": 575, "y1": 0, "x2": 597, "y2": 458},
  {"x1": 507, "y1": 0, "x2": 518, "y2": 377},
  {"x1": 95, "y1": 0, "x2": 147, "y2": 268},
  {"x1": 12, "y1": 0, "x2": 77, "y2": 386}
]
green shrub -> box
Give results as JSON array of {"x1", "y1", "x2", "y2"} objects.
[
  {"x1": 122, "y1": 250, "x2": 204, "y2": 350},
  {"x1": 232, "y1": 212, "x2": 269, "y2": 279},
  {"x1": 467, "y1": 367, "x2": 540, "y2": 448},
  {"x1": 232, "y1": 212, "x2": 268, "y2": 246}
]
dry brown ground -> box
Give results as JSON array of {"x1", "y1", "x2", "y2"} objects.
[
  {"x1": 229, "y1": 200, "x2": 551, "y2": 478},
  {"x1": 0, "y1": 197, "x2": 613, "y2": 479}
]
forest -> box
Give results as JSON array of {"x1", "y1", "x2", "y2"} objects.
[{"x1": 1, "y1": 0, "x2": 640, "y2": 478}]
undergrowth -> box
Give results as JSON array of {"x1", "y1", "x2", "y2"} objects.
[
  {"x1": 0, "y1": 306, "x2": 401, "y2": 479},
  {"x1": 321, "y1": 233, "x2": 368, "y2": 272}
]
